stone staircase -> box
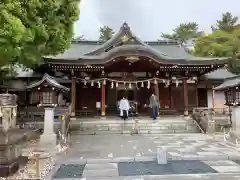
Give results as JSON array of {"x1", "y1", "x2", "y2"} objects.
[{"x1": 70, "y1": 116, "x2": 201, "y2": 135}]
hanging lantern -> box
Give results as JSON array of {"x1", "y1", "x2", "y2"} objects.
[
  {"x1": 147, "y1": 81, "x2": 150, "y2": 89},
  {"x1": 129, "y1": 83, "x2": 132, "y2": 89},
  {"x1": 103, "y1": 79, "x2": 106, "y2": 85},
  {"x1": 141, "y1": 82, "x2": 144, "y2": 88},
  {"x1": 91, "y1": 81, "x2": 94, "y2": 86},
  {"x1": 97, "y1": 81, "x2": 101, "y2": 88},
  {"x1": 116, "y1": 82, "x2": 119, "y2": 88},
  {"x1": 111, "y1": 81, "x2": 114, "y2": 88}
]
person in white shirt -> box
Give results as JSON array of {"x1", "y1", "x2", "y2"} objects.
[{"x1": 119, "y1": 96, "x2": 130, "y2": 120}]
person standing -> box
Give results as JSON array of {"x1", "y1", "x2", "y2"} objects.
[
  {"x1": 149, "y1": 93, "x2": 160, "y2": 120},
  {"x1": 119, "y1": 96, "x2": 130, "y2": 120}
]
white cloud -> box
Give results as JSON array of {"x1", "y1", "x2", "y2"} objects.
[{"x1": 74, "y1": 0, "x2": 240, "y2": 41}]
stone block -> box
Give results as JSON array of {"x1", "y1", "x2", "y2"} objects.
[
  {"x1": 40, "y1": 133, "x2": 56, "y2": 146},
  {"x1": 82, "y1": 169, "x2": 118, "y2": 177}
]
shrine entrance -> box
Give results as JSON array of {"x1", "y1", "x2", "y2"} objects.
[{"x1": 117, "y1": 89, "x2": 135, "y2": 101}]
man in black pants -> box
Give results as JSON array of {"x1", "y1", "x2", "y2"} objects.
[{"x1": 119, "y1": 96, "x2": 130, "y2": 120}]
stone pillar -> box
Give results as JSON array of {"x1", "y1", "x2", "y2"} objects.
[
  {"x1": 71, "y1": 77, "x2": 76, "y2": 117},
  {"x1": 101, "y1": 81, "x2": 106, "y2": 117},
  {"x1": 206, "y1": 109, "x2": 215, "y2": 133},
  {"x1": 228, "y1": 106, "x2": 240, "y2": 143},
  {"x1": 231, "y1": 106, "x2": 240, "y2": 132},
  {"x1": 183, "y1": 78, "x2": 189, "y2": 116},
  {"x1": 40, "y1": 108, "x2": 56, "y2": 146}
]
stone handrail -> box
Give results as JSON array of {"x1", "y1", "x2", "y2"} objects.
[{"x1": 192, "y1": 107, "x2": 231, "y2": 133}]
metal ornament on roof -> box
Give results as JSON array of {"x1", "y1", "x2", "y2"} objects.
[{"x1": 125, "y1": 56, "x2": 139, "y2": 63}]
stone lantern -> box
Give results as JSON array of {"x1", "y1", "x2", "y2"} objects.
[
  {"x1": 214, "y1": 76, "x2": 240, "y2": 143},
  {"x1": 27, "y1": 73, "x2": 69, "y2": 147},
  {"x1": 0, "y1": 93, "x2": 17, "y2": 132}
]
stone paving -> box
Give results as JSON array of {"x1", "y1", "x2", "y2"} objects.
[
  {"x1": 47, "y1": 133, "x2": 240, "y2": 179},
  {"x1": 61, "y1": 133, "x2": 240, "y2": 160}
]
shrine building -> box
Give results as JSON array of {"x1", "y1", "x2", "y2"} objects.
[{"x1": 1, "y1": 23, "x2": 233, "y2": 118}]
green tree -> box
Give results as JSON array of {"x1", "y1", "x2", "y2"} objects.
[
  {"x1": 211, "y1": 12, "x2": 239, "y2": 32},
  {"x1": 161, "y1": 22, "x2": 203, "y2": 45},
  {"x1": 99, "y1": 26, "x2": 114, "y2": 41},
  {"x1": 194, "y1": 27, "x2": 240, "y2": 73},
  {"x1": 0, "y1": 0, "x2": 80, "y2": 69}
]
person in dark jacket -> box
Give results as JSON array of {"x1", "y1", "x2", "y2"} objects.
[{"x1": 149, "y1": 93, "x2": 160, "y2": 120}]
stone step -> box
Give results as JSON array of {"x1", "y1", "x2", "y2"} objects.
[
  {"x1": 70, "y1": 118, "x2": 200, "y2": 134},
  {"x1": 72, "y1": 129, "x2": 198, "y2": 135}
]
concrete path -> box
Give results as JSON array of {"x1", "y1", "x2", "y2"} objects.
[{"x1": 48, "y1": 133, "x2": 240, "y2": 179}]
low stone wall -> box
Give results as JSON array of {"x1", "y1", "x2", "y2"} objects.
[{"x1": 192, "y1": 107, "x2": 230, "y2": 133}]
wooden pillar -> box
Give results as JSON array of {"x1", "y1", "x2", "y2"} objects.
[
  {"x1": 169, "y1": 84, "x2": 173, "y2": 108},
  {"x1": 195, "y1": 83, "x2": 199, "y2": 107},
  {"x1": 101, "y1": 81, "x2": 106, "y2": 117},
  {"x1": 183, "y1": 78, "x2": 189, "y2": 116},
  {"x1": 71, "y1": 77, "x2": 76, "y2": 116},
  {"x1": 212, "y1": 85, "x2": 215, "y2": 109}
]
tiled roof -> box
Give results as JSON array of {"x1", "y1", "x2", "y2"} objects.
[
  {"x1": 214, "y1": 75, "x2": 240, "y2": 90},
  {"x1": 27, "y1": 73, "x2": 70, "y2": 91},
  {"x1": 203, "y1": 68, "x2": 237, "y2": 80},
  {"x1": 45, "y1": 23, "x2": 229, "y2": 65}
]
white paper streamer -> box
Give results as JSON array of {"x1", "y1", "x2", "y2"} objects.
[
  {"x1": 97, "y1": 81, "x2": 101, "y2": 88},
  {"x1": 129, "y1": 83, "x2": 132, "y2": 89}
]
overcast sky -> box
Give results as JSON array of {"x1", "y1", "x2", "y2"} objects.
[{"x1": 74, "y1": 0, "x2": 240, "y2": 41}]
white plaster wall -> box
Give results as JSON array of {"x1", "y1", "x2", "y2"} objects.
[{"x1": 207, "y1": 89, "x2": 213, "y2": 108}]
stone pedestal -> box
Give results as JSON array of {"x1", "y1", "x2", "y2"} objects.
[
  {"x1": 157, "y1": 147, "x2": 167, "y2": 164},
  {"x1": 40, "y1": 108, "x2": 56, "y2": 146},
  {"x1": 227, "y1": 106, "x2": 240, "y2": 144}
]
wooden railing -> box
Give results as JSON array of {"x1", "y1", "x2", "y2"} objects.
[{"x1": 18, "y1": 106, "x2": 69, "y2": 122}]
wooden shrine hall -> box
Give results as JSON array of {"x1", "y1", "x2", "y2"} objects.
[{"x1": 39, "y1": 23, "x2": 228, "y2": 117}]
